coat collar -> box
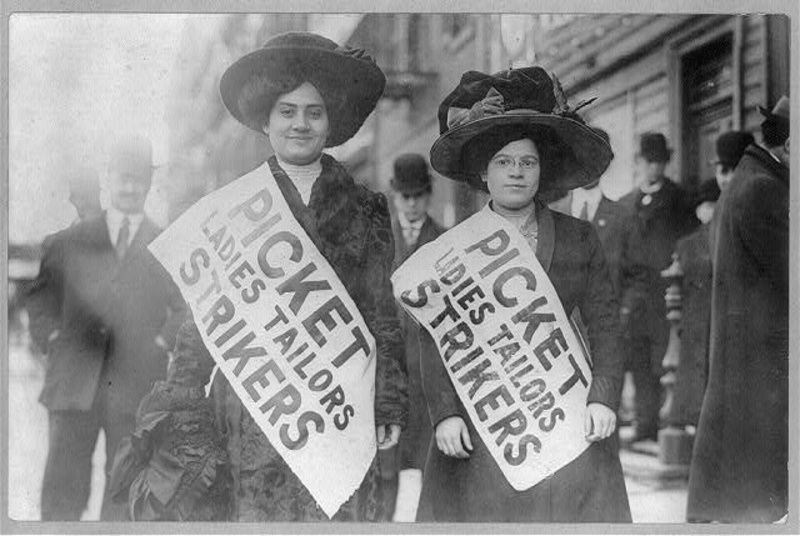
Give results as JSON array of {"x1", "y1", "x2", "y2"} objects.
[
  {"x1": 535, "y1": 201, "x2": 555, "y2": 272},
  {"x1": 743, "y1": 144, "x2": 789, "y2": 186}
]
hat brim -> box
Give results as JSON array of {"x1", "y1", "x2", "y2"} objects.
[
  {"x1": 429, "y1": 111, "x2": 613, "y2": 194},
  {"x1": 390, "y1": 178, "x2": 432, "y2": 196},
  {"x1": 220, "y1": 45, "x2": 385, "y2": 147}
]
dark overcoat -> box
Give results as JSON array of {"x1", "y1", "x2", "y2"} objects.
[
  {"x1": 416, "y1": 205, "x2": 631, "y2": 522},
  {"x1": 391, "y1": 215, "x2": 446, "y2": 470},
  {"x1": 618, "y1": 179, "x2": 699, "y2": 368},
  {"x1": 670, "y1": 224, "x2": 712, "y2": 427},
  {"x1": 687, "y1": 145, "x2": 789, "y2": 522},
  {"x1": 26, "y1": 214, "x2": 183, "y2": 415},
  {"x1": 111, "y1": 155, "x2": 409, "y2": 521},
  {"x1": 549, "y1": 192, "x2": 629, "y2": 297}
]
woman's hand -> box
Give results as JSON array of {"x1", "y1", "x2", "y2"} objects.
[
  {"x1": 435, "y1": 416, "x2": 473, "y2": 458},
  {"x1": 585, "y1": 403, "x2": 617, "y2": 442},
  {"x1": 376, "y1": 424, "x2": 401, "y2": 450}
]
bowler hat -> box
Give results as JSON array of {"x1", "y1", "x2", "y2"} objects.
[
  {"x1": 713, "y1": 131, "x2": 754, "y2": 168},
  {"x1": 429, "y1": 66, "x2": 612, "y2": 195},
  {"x1": 390, "y1": 154, "x2": 432, "y2": 195},
  {"x1": 638, "y1": 133, "x2": 672, "y2": 163},
  {"x1": 109, "y1": 135, "x2": 154, "y2": 178},
  {"x1": 220, "y1": 32, "x2": 386, "y2": 147}
]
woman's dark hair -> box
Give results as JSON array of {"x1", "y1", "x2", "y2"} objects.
[
  {"x1": 461, "y1": 124, "x2": 570, "y2": 188},
  {"x1": 237, "y1": 64, "x2": 347, "y2": 131}
]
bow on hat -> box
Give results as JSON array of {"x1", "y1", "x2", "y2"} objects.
[
  {"x1": 429, "y1": 66, "x2": 611, "y2": 194},
  {"x1": 438, "y1": 68, "x2": 596, "y2": 133}
]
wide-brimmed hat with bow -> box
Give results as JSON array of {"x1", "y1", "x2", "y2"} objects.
[
  {"x1": 220, "y1": 31, "x2": 386, "y2": 147},
  {"x1": 429, "y1": 67, "x2": 612, "y2": 194}
]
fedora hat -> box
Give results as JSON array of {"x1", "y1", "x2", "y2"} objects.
[
  {"x1": 713, "y1": 131, "x2": 754, "y2": 168},
  {"x1": 637, "y1": 132, "x2": 672, "y2": 163},
  {"x1": 758, "y1": 95, "x2": 790, "y2": 123},
  {"x1": 759, "y1": 95, "x2": 790, "y2": 145},
  {"x1": 390, "y1": 154, "x2": 432, "y2": 195},
  {"x1": 429, "y1": 67, "x2": 612, "y2": 195},
  {"x1": 220, "y1": 31, "x2": 385, "y2": 147}
]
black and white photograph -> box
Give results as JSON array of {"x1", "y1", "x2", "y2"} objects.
[{"x1": 2, "y1": 1, "x2": 797, "y2": 532}]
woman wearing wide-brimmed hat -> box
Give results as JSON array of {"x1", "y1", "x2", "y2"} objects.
[
  {"x1": 109, "y1": 32, "x2": 407, "y2": 522},
  {"x1": 415, "y1": 67, "x2": 631, "y2": 522}
]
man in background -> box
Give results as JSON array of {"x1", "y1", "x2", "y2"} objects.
[
  {"x1": 618, "y1": 133, "x2": 699, "y2": 443},
  {"x1": 27, "y1": 135, "x2": 184, "y2": 521},
  {"x1": 386, "y1": 153, "x2": 445, "y2": 521},
  {"x1": 688, "y1": 98, "x2": 789, "y2": 523}
]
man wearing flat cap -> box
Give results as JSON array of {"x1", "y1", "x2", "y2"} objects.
[
  {"x1": 688, "y1": 97, "x2": 790, "y2": 522},
  {"x1": 617, "y1": 132, "x2": 699, "y2": 443},
  {"x1": 387, "y1": 153, "x2": 444, "y2": 521},
  {"x1": 27, "y1": 135, "x2": 184, "y2": 521}
]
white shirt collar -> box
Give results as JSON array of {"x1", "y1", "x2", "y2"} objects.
[
  {"x1": 397, "y1": 211, "x2": 426, "y2": 230},
  {"x1": 571, "y1": 186, "x2": 603, "y2": 220},
  {"x1": 276, "y1": 155, "x2": 323, "y2": 205},
  {"x1": 106, "y1": 206, "x2": 144, "y2": 247}
]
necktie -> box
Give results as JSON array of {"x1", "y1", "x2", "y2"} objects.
[
  {"x1": 578, "y1": 200, "x2": 590, "y2": 221},
  {"x1": 116, "y1": 217, "x2": 130, "y2": 259}
]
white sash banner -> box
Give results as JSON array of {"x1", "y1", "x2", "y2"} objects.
[
  {"x1": 391, "y1": 206, "x2": 592, "y2": 490},
  {"x1": 149, "y1": 162, "x2": 377, "y2": 518}
]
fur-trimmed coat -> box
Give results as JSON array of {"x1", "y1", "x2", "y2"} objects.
[{"x1": 110, "y1": 154, "x2": 408, "y2": 521}]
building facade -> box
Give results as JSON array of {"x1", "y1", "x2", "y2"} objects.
[{"x1": 159, "y1": 13, "x2": 790, "y2": 222}]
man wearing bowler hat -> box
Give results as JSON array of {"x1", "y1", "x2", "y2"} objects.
[
  {"x1": 386, "y1": 153, "x2": 445, "y2": 521},
  {"x1": 27, "y1": 134, "x2": 184, "y2": 521},
  {"x1": 688, "y1": 97, "x2": 790, "y2": 522},
  {"x1": 617, "y1": 132, "x2": 699, "y2": 443}
]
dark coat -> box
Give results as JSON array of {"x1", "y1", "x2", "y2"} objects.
[
  {"x1": 391, "y1": 215, "x2": 446, "y2": 470},
  {"x1": 669, "y1": 224, "x2": 712, "y2": 427},
  {"x1": 687, "y1": 145, "x2": 789, "y2": 522},
  {"x1": 416, "y1": 205, "x2": 630, "y2": 522},
  {"x1": 112, "y1": 154, "x2": 408, "y2": 521},
  {"x1": 26, "y1": 214, "x2": 184, "y2": 415},
  {"x1": 550, "y1": 192, "x2": 629, "y2": 297},
  {"x1": 618, "y1": 179, "x2": 699, "y2": 368}
]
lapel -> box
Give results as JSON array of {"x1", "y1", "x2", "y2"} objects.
[
  {"x1": 535, "y1": 201, "x2": 555, "y2": 272},
  {"x1": 127, "y1": 217, "x2": 158, "y2": 257},
  {"x1": 746, "y1": 145, "x2": 789, "y2": 187},
  {"x1": 83, "y1": 212, "x2": 114, "y2": 252},
  {"x1": 267, "y1": 155, "x2": 367, "y2": 275},
  {"x1": 592, "y1": 196, "x2": 614, "y2": 228}
]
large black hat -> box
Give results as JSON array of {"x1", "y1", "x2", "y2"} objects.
[
  {"x1": 390, "y1": 154, "x2": 432, "y2": 195},
  {"x1": 637, "y1": 133, "x2": 672, "y2": 163},
  {"x1": 429, "y1": 67, "x2": 612, "y2": 195},
  {"x1": 220, "y1": 32, "x2": 386, "y2": 147},
  {"x1": 713, "y1": 131, "x2": 754, "y2": 168}
]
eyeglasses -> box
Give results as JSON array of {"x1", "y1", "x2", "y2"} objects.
[{"x1": 489, "y1": 155, "x2": 540, "y2": 170}]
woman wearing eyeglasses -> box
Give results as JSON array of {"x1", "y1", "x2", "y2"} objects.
[{"x1": 414, "y1": 67, "x2": 631, "y2": 522}]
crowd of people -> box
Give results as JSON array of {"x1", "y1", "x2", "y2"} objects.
[{"x1": 24, "y1": 31, "x2": 790, "y2": 524}]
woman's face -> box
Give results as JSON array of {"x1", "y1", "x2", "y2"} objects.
[
  {"x1": 481, "y1": 138, "x2": 541, "y2": 211},
  {"x1": 265, "y1": 81, "x2": 330, "y2": 165}
]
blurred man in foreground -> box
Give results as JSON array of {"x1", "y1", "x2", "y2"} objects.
[
  {"x1": 27, "y1": 135, "x2": 183, "y2": 521},
  {"x1": 687, "y1": 98, "x2": 790, "y2": 523}
]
